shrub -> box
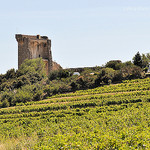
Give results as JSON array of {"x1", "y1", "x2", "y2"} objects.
[
  {"x1": 15, "y1": 75, "x2": 31, "y2": 88},
  {"x1": 48, "y1": 69, "x2": 70, "y2": 81},
  {"x1": 17, "y1": 58, "x2": 46, "y2": 82},
  {"x1": 0, "y1": 91, "x2": 14, "y2": 106},
  {"x1": 70, "y1": 81, "x2": 78, "y2": 91},
  {"x1": 121, "y1": 65, "x2": 145, "y2": 80},
  {"x1": 43, "y1": 85, "x2": 53, "y2": 97},
  {"x1": 95, "y1": 68, "x2": 115, "y2": 85},
  {"x1": 113, "y1": 70, "x2": 123, "y2": 82},
  {"x1": 5, "y1": 69, "x2": 16, "y2": 79},
  {"x1": 105, "y1": 60, "x2": 122, "y2": 70},
  {"x1": 1, "y1": 99, "x2": 10, "y2": 108}
]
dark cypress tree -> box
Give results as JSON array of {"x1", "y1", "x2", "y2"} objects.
[{"x1": 133, "y1": 52, "x2": 143, "y2": 68}]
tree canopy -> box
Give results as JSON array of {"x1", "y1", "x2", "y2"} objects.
[{"x1": 133, "y1": 52, "x2": 143, "y2": 68}]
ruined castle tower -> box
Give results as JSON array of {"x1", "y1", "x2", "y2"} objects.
[{"x1": 15, "y1": 34, "x2": 53, "y2": 74}]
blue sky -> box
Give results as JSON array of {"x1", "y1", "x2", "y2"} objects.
[{"x1": 1, "y1": 0, "x2": 150, "y2": 74}]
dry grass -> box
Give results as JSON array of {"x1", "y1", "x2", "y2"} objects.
[{"x1": 0, "y1": 134, "x2": 38, "y2": 150}]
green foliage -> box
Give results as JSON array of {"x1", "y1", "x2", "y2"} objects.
[
  {"x1": 0, "y1": 90, "x2": 14, "y2": 106},
  {"x1": 0, "y1": 58, "x2": 46, "y2": 92},
  {"x1": 5, "y1": 68, "x2": 16, "y2": 79},
  {"x1": 0, "y1": 58, "x2": 47, "y2": 106},
  {"x1": 121, "y1": 65, "x2": 145, "y2": 80},
  {"x1": 105, "y1": 60, "x2": 123, "y2": 70},
  {"x1": 48, "y1": 69, "x2": 70, "y2": 81},
  {"x1": 132, "y1": 52, "x2": 150, "y2": 69},
  {"x1": 123, "y1": 61, "x2": 134, "y2": 67},
  {"x1": 0, "y1": 69, "x2": 16, "y2": 85},
  {"x1": 0, "y1": 57, "x2": 147, "y2": 108},
  {"x1": 17, "y1": 58, "x2": 46, "y2": 82},
  {"x1": 70, "y1": 81, "x2": 78, "y2": 91},
  {"x1": 1, "y1": 99, "x2": 10, "y2": 108},
  {"x1": 95, "y1": 68, "x2": 115, "y2": 85},
  {"x1": 11, "y1": 83, "x2": 46, "y2": 105},
  {"x1": 133, "y1": 52, "x2": 143, "y2": 68},
  {"x1": 141, "y1": 54, "x2": 149, "y2": 68},
  {"x1": 16, "y1": 75, "x2": 31, "y2": 88},
  {"x1": 72, "y1": 75, "x2": 96, "y2": 90}
]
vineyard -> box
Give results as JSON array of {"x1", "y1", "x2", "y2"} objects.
[{"x1": 0, "y1": 78, "x2": 150, "y2": 149}]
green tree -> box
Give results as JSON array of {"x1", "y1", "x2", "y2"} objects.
[
  {"x1": 17, "y1": 58, "x2": 47, "y2": 83},
  {"x1": 95, "y1": 68, "x2": 115, "y2": 85},
  {"x1": 133, "y1": 52, "x2": 142, "y2": 68},
  {"x1": 48, "y1": 69, "x2": 70, "y2": 81},
  {"x1": 141, "y1": 54, "x2": 149, "y2": 68},
  {"x1": 1, "y1": 99, "x2": 10, "y2": 108},
  {"x1": 123, "y1": 61, "x2": 133, "y2": 67},
  {"x1": 121, "y1": 65, "x2": 145, "y2": 80},
  {"x1": 5, "y1": 69, "x2": 16, "y2": 79},
  {"x1": 105, "y1": 60, "x2": 122, "y2": 70}
]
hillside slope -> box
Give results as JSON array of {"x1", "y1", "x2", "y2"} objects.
[{"x1": 0, "y1": 78, "x2": 150, "y2": 149}]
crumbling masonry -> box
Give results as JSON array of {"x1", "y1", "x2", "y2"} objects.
[{"x1": 15, "y1": 34, "x2": 53, "y2": 74}]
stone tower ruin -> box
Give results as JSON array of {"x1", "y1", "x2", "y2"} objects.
[{"x1": 15, "y1": 34, "x2": 53, "y2": 74}]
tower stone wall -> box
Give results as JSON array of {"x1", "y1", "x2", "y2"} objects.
[{"x1": 15, "y1": 34, "x2": 53, "y2": 74}]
